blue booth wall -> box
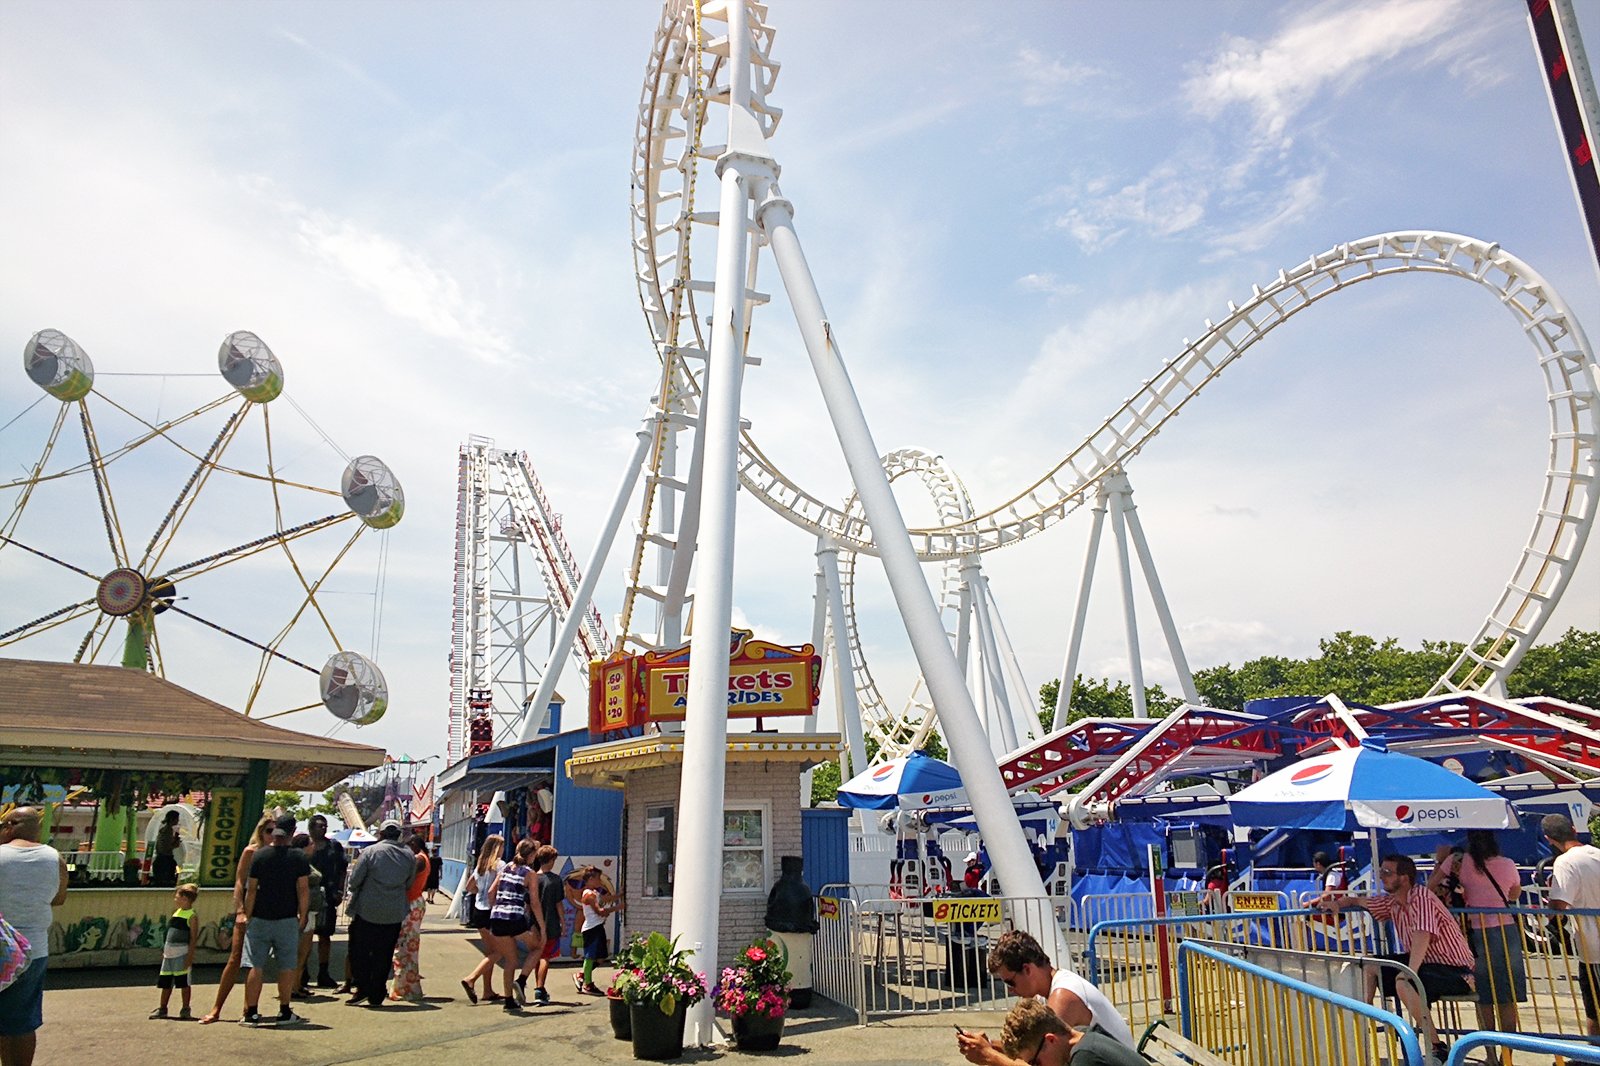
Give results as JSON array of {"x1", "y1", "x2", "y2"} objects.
[{"x1": 802, "y1": 807, "x2": 851, "y2": 891}]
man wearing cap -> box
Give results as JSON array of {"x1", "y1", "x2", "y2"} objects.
[
  {"x1": 240, "y1": 815, "x2": 312, "y2": 1026},
  {"x1": 345, "y1": 819, "x2": 417, "y2": 1008},
  {"x1": 963, "y1": 852, "x2": 985, "y2": 891}
]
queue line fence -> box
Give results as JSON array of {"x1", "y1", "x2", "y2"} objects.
[{"x1": 1177, "y1": 939, "x2": 1424, "y2": 1066}]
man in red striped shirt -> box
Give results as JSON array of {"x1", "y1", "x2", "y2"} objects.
[{"x1": 1319, "y1": 853, "x2": 1473, "y2": 1064}]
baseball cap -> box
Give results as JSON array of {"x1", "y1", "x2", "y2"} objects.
[
  {"x1": 964, "y1": 851, "x2": 979, "y2": 864},
  {"x1": 379, "y1": 818, "x2": 403, "y2": 836}
]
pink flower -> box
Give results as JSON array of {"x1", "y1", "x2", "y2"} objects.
[{"x1": 746, "y1": 946, "x2": 766, "y2": 962}]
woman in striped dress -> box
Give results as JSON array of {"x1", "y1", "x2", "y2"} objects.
[{"x1": 485, "y1": 838, "x2": 546, "y2": 1012}]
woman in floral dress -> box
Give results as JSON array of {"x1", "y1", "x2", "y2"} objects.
[{"x1": 389, "y1": 834, "x2": 430, "y2": 1002}]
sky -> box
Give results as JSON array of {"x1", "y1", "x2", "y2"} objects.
[{"x1": 1, "y1": 0, "x2": 1597, "y2": 769}]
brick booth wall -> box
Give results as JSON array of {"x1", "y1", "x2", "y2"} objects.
[{"x1": 619, "y1": 758, "x2": 804, "y2": 976}]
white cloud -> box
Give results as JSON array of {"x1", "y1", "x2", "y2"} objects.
[
  {"x1": 1015, "y1": 47, "x2": 1099, "y2": 107},
  {"x1": 1015, "y1": 272, "x2": 1080, "y2": 299},
  {"x1": 1184, "y1": 0, "x2": 1465, "y2": 144},
  {"x1": 1051, "y1": 162, "x2": 1211, "y2": 253}
]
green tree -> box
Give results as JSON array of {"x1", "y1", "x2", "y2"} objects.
[
  {"x1": 808, "y1": 760, "x2": 841, "y2": 806},
  {"x1": 1507, "y1": 628, "x2": 1600, "y2": 708},
  {"x1": 1037, "y1": 675, "x2": 1180, "y2": 732},
  {"x1": 262, "y1": 790, "x2": 320, "y2": 821}
]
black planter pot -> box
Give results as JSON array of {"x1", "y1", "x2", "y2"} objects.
[
  {"x1": 630, "y1": 1001, "x2": 688, "y2": 1060},
  {"x1": 731, "y1": 1011, "x2": 784, "y2": 1051},
  {"x1": 609, "y1": 996, "x2": 633, "y2": 1040}
]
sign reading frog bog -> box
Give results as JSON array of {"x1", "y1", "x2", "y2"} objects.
[{"x1": 588, "y1": 629, "x2": 821, "y2": 735}]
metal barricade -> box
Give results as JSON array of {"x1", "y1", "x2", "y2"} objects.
[
  {"x1": 811, "y1": 888, "x2": 866, "y2": 1025},
  {"x1": 1178, "y1": 939, "x2": 1425, "y2": 1066},
  {"x1": 1443, "y1": 1031, "x2": 1600, "y2": 1065}
]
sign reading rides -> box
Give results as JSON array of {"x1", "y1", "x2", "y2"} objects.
[{"x1": 587, "y1": 629, "x2": 822, "y2": 734}]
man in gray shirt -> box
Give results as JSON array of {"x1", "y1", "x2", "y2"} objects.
[
  {"x1": 0, "y1": 807, "x2": 68, "y2": 1066},
  {"x1": 344, "y1": 819, "x2": 417, "y2": 1007}
]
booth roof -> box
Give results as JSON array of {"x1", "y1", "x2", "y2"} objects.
[
  {"x1": 565, "y1": 731, "x2": 841, "y2": 790},
  {"x1": 0, "y1": 658, "x2": 386, "y2": 790}
]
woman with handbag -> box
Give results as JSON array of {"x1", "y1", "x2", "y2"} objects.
[{"x1": 1427, "y1": 831, "x2": 1525, "y2": 1043}]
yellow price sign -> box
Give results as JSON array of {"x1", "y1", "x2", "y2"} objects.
[
  {"x1": 931, "y1": 898, "x2": 1004, "y2": 924},
  {"x1": 818, "y1": 896, "x2": 840, "y2": 920},
  {"x1": 1229, "y1": 891, "x2": 1281, "y2": 913}
]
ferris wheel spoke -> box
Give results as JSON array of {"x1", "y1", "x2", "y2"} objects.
[
  {"x1": 254, "y1": 702, "x2": 323, "y2": 721},
  {"x1": 76, "y1": 401, "x2": 132, "y2": 568},
  {"x1": 163, "y1": 602, "x2": 320, "y2": 674},
  {"x1": 0, "y1": 599, "x2": 97, "y2": 645},
  {"x1": 140, "y1": 400, "x2": 251, "y2": 576},
  {"x1": 1, "y1": 404, "x2": 70, "y2": 541},
  {"x1": 90, "y1": 388, "x2": 239, "y2": 468},
  {"x1": 265, "y1": 523, "x2": 366, "y2": 657},
  {"x1": 138, "y1": 400, "x2": 247, "y2": 572},
  {"x1": 162, "y1": 512, "x2": 352, "y2": 580},
  {"x1": 0, "y1": 534, "x2": 99, "y2": 580}
]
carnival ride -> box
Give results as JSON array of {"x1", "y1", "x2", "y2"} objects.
[
  {"x1": 454, "y1": 2, "x2": 1600, "y2": 1037},
  {"x1": 0, "y1": 328, "x2": 402, "y2": 725}
]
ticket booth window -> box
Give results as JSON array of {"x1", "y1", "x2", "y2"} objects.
[
  {"x1": 721, "y1": 806, "x2": 768, "y2": 894},
  {"x1": 644, "y1": 805, "x2": 675, "y2": 897}
]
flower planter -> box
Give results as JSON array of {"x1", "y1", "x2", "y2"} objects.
[
  {"x1": 609, "y1": 996, "x2": 633, "y2": 1040},
  {"x1": 630, "y1": 1001, "x2": 688, "y2": 1060},
  {"x1": 731, "y1": 1011, "x2": 785, "y2": 1051}
]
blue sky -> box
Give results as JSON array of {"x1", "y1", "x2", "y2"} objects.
[{"x1": 1, "y1": 0, "x2": 1597, "y2": 763}]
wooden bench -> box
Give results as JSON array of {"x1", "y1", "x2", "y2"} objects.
[{"x1": 1138, "y1": 1019, "x2": 1234, "y2": 1066}]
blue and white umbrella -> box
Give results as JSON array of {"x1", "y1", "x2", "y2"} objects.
[
  {"x1": 837, "y1": 751, "x2": 965, "y2": 811},
  {"x1": 1229, "y1": 737, "x2": 1517, "y2": 832}
]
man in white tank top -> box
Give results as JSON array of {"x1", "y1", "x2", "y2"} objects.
[
  {"x1": 957, "y1": 928, "x2": 1135, "y2": 1065},
  {"x1": 0, "y1": 807, "x2": 69, "y2": 1066}
]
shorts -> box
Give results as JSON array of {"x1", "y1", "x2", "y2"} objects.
[
  {"x1": 242, "y1": 915, "x2": 301, "y2": 974},
  {"x1": 1579, "y1": 962, "x2": 1600, "y2": 1022},
  {"x1": 156, "y1": 971, "x2": 190, "y2": 989},
  {"x1": 315, "y1": 901, "x2": 338, "y2": 937},
  {"x1": 489, "y1": 916, "x2": 530, "y2": 939},
  {"x1": 1468, "y1": 924, "x2": 1528, "y2": 1005},
  {"x1": 582, "y1": 924, "x2": 610, "y2": 961},
  {"x1": 540, "y1": 936, "x2": 560, "y2": 960},
  {"x1": 471, "y1": 902, "x2": 493, "y2": 930},
  {"x1": 0, "y1": 956, "x2": 47, "y2": 1036},
  {"x1": 1374, "y1": 954, "x2": 1473, "y2": 1001}
]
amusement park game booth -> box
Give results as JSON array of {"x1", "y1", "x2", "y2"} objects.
[
  {"x1": 0, "y1": 658, "x2": 385, "y2": 968},
  {"x1": 564, "y1": 632, "x2": 841, "y2": 975}
]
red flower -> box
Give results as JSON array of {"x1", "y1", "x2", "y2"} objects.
[{"x1": 746, "y1": 946, "x2": 766, "y2": 962}]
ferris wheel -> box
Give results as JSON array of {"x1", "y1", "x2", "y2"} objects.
[
  {"x1": 618, "y1": 0, "x2": 1600, "y2": 762},
  {"x1": 1, "y1": 328, "x2": 403, "y2": 726}
]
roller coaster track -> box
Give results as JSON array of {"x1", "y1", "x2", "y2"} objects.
[{"x1": 626, "y1": 1, "x2": 1599, "y2": 711}]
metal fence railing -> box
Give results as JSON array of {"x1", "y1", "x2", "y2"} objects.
[
  {"x1": 1442, "y1": 1031, "x2": 1600, "y2": 1065},
  {"x1": 1178, "y1": 939, "x2": 1424, "y2": 1066}
]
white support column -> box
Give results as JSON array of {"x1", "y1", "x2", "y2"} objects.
[
  {"x1": 817, "y1": 538, "x2": 867, "y2": 780},
  {"x1": 669, "y1": 1, "x2": 773, "y2": 1038},
  {"x1": 954, "y1": 564, "x2": 974, "y2": 675},
  {"x1": 1054, "y1": 487, "x2": 1109, "y2": 729},
  {"x1": 803, "y1": 560, "x2": 828, "y2": 732},
  {"x1": 516, "y1": 421, "x2": 656, "y2": 743},
  {"x1": 1121, "y1": 488, "x2": 1199, "y2": 703},
  {"x1": 757, "y1": 186, "x2": 1065, "y2": 961},
  {"x1": 984, "y1": 580, "x2": 1042, "y2": 745},
  {"x1": 969, "y1": 564, "x2": 1018, "y2": 752},
  {"x1": 1106, "y1": 477, "x2": 1148, "y2": 719}
]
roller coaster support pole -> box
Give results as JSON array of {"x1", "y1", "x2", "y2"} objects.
[
  {"x1": 986, "y1": 582, "x2": 1041, "y2": 745},
  {"x1": 955, "y1": 561, "x2": 974, "y2": 676},
  {"x1": 516, "y1": 419, "x2": 656, "y2": 743},
  {"x1": 1054, "y1": 486, "x2": 1108, "y2": 728},
  {"x1": 670, "y1": 18, "x2": 774, "y2": 1035},
  {"x1": 1120, "y1": 479, "x2": 1199, "y2": 703},
  {"x1": 1106, "y1": 474, "x2": 1148, "y2": 718},
  {"x1": 757, "y1": 183, "x2": 1067, "y2": 963},
  {"x1": 817, "y1": 538, "x2": 867, "y2": 779},
  {"x1": 966, "y1": 559, "x2": 1018, "y2": 752}
]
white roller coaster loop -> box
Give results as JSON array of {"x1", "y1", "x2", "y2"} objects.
[{"x1": 625, "y1": 3, "x2": 1598, "y2": 700}]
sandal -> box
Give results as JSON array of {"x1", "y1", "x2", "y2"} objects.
[
  {"x1": 484, "y1": 991, "x2": 505, "y2": 1002},
  {"x1": 197, "y1": 1012, "x2": 221, "y2": 1026},
  {"x1": 460, "y1": 979, "x2": 478, "y2": 1005}
]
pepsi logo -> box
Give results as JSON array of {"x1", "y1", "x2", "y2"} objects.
[
  {"x1": 871, "y1": 764, "x2": 897, "y2": 780},
  {"x1": 1289, "y1": 763, "x2": 1334, "y2": 786},
  {"x1": 1395, "y1": 805, "x2": 1413, "y2": 822}
]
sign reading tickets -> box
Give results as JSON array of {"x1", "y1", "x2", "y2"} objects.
[
  {"x1": 818, "y1": 896, "x2": 840, "y2": 920},
  {"x1": 1228, "y1": 891, "x2": 1281, "y2": 913},
  {"x1": 931, "y1": 898, "x2": 1004, "y2": 924},
  {"x1": 587, "y1": 629, "x2": 822, "y2": 735},
  {"x1": 199, "y1": 787, "x2": 246, "y2": 888}
]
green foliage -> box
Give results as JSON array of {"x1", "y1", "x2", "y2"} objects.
[
  {"x1": 1038, "y1": 628, "x2": 1597, "y2": 719},
  {"x1": 807, "y1": 761, "x2": 841, "y2": 806}
]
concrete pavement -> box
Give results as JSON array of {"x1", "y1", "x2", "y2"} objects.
[{"x1": 35, "y1": 905, "x2": 1002, "y2": 1066}]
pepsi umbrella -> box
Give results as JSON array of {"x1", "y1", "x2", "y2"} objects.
[
  {"x1": 1229, "y1": 737, "x2": 1517, "y2": 832},
  {"x1": 837, "y1": 751, "x2": 965, "y2": 811}
]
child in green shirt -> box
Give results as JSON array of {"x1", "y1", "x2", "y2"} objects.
[{"x1": 150, "y1": 883, "x2": 199, "y2": 1019}]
